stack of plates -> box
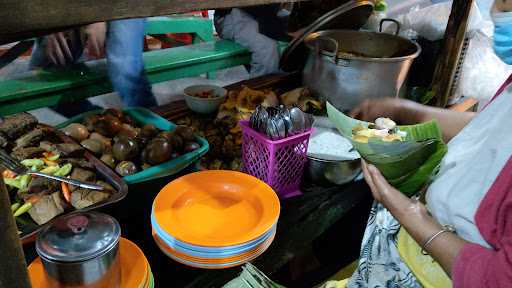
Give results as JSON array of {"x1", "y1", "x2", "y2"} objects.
[
  {"x1": 151, "y1": 170, "x2": 280, "y2": 269},
  {"x1": 28, "y1": 238, "x2": 153, "y2": 288}
]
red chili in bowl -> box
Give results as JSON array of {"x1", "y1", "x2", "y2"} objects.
[{"x1": 193, "y1": 90, "x2": 216, "y2": 99}]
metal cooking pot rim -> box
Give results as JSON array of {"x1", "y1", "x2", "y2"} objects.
[
  {"x1": 36, "y1": 212, "x2": 121, "y2": 263},
  {"x1": 307, "y1": 154, "x2": 360, "y2": 163},
  {"x1": 39, "y1": 239, "x2": 120, "y2": 264},
  {"x1": 305, "y1": 29, "x2": 421, "y2": 63}
]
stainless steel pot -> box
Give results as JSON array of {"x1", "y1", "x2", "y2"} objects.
[
  {"x1": 303, "y1": 28, "x2": 421, "y2": 111},
  {"x1": 36, "y1": 212, "x2": 121, "y2": 288},
  {"x1": 306, "y1": 156, "x2": 361, "y2": 186},
  {"x1": 305, "y1": 116, "x2": 361, "y2": 186}
]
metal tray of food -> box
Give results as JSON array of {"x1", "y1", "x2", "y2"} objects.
[{"x1": 0, "y1": 113, "x2": 128, "y2": 243}]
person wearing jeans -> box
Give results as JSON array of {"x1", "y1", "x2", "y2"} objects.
[{"x1": 30, "y1": 18, "x2": 157, "y2": 117}]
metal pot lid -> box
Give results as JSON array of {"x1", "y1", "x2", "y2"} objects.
[
  {"x1": 280, "y1": 0, "x2": 374, "y2": 72},
  {"x1": 36, "y1": 212, "x2": 121, "y2": 263}
]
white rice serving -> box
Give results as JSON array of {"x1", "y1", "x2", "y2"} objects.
[{"x1": 307, "y1": 128, "x2": 360, "y2": 161}]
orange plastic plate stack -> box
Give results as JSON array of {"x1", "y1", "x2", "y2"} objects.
[{"x1": 151, "y1": 170, "x2": 280, "y2": 269}]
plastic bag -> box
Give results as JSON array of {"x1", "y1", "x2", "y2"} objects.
[
  {"x1": 455, "y1": 30, "x2": 512, "y2": 109},
  {"x1": 388, "y1": 1, "x2": 483, "y2": 41}
]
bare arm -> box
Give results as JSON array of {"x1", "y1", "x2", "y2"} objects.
[
  {"x1": 399, "y1": 100, "x2": 475, "y2": 142},
  {"x1": 362, "y1": 161, "x2": 469, "y2": 276},
  {"x1": 350, "y1": 98, "x2": 475, "y2": 142}
]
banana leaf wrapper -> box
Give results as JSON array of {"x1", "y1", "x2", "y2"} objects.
[
  {"x1": 326, "y1": 102, "x2": 447, "y2": 196},
  {"x1": 223, "y1": 263, "x2": 285, "y2": 288}
]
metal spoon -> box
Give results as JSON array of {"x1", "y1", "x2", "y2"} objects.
[
  {"x1": 266, "y1": 118, "x2": 279, "y2": 140},
  {"x1": 274, "y1": 116, "x2": 287, "y2": 139},
  {"x1": 289, "y1": 107, "x2": 306, "y2": 134},
  {"x1": 281, "y1": 110, "x2": 293, "y2": 137}
]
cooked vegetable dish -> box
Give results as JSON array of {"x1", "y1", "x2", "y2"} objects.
[{"x1": 0, "y1": 113, "x2": 115, "y2": 225}]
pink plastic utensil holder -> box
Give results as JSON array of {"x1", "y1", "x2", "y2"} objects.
[{"x1": 240, "y1": 120, "x2": 313, "y2": 199}]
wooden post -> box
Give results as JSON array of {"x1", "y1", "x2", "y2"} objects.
[
  {"x1": 431, "y1": 0, "x2": 475, "y2": 107},
  {"x1": 0, "y1": 170, "x2": 31, "y2": 288}
]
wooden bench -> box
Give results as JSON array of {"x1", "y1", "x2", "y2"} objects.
[{"x1": 0, "y1": 39, "x2": 254, "y2": 116}]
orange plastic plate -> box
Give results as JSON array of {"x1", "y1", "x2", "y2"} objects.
[
  {"x1": 152, "y1": 230, "x2": 275, "y2": 264},
  {"x1": 154, "y1": 233, "x2": 275, "y2": 269},
  {"x1": 153, "y1": 170, "x2": 280, "y2": 247}
]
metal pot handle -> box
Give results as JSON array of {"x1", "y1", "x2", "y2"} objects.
[
  {"x1": 314, "y1": 36, "x2": 339, "y2": 61},
  {"x1": 379, "y1": 18, "x2": 401, "y2": 36}
]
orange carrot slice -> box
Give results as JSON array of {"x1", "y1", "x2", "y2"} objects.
[{"x1": 61, "y1": 182, "x2": 71, "y2": 203}]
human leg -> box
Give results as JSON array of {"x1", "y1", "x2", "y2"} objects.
[
  {"x1": 106, "y1": 18, "x2": 157, "y2": 108},
  {"x1": 215, "y1": 8, "x2": 280, "y2": 77}
]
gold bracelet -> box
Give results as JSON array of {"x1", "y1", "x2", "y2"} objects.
[{"x1": 421, "y1": 225, "x2": 455, "y2": 255}]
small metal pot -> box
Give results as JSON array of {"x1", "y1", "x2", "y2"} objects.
[
  {"x1": 36, "y1": 212, "x2": 121, "y2": 288},
  {"x1": 306, "y1": 156, "x2": 361, "y2": 186}
]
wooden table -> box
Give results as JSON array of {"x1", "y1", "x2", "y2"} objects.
[
  {"x1": 20, "y1": 147, "x2": 372, "y2": 288},
  {"x1": 1, "y1": 0, "x2": 304, "y2": 44},
  {"x1": 21, "y1": 90, "x2": 373, "y2": 286}
]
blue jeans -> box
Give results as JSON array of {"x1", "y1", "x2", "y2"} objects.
[{"x1": 30, "y1": 18, "x2": 157, "y2": 116}]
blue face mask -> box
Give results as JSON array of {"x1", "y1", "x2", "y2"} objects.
[{"x1": 493, "y1": 11, "x2": 512, "y2": 65}]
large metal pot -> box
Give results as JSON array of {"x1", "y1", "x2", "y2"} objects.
[
  {"x1": 303, "y1": 29, "x2": 421, "y2": 111},
  {"x1": 36, "y1": 212, "x2": 121, "y2": 288}
]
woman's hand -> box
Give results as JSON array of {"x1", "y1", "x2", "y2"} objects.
[
  {"x1": 349, "y1": 98, "x2": 403, "y2": 122},
  {"x1": 362, "y1": 160, "x2": 395, "y2": 205},
  {"x1": 350, "y1": 98, "x2": 475, "y2": 142},
  {"x1": 362, "y1": 160, "x2": 468, "y2": 276},
  {"x1": 361, "y1": 160, "x2": 428, "y2": 217},
  {"x1": 349, "y1": 98, "x2": 425, "y2": 125}
]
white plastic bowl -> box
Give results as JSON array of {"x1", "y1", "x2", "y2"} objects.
[{"x1": 183, "y1": 85, "x2": 227, "y2": 114}]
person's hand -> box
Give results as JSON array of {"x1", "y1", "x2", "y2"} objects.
[
  {"x1": 46, "y1": 32, "x2": 74, "y2": 66},
  {"x1": 349, "y1": 98, "x2": 429, "y2": 125},
  {"x1": 349, "y1": 98, "x2": 403, "y2": 122},
  {"x1": 362, "y1": 160, "x2": 428, "y2": 216},
  {"x1": 83, "y1": 22, "x2": 107, "y2": 59},
  {"x1": 288, "y1": 28, "x2": 306, "y2": 41},
  {"x1": 494, "y1": 0, "x2": 512, "y2": 12},
  {"x1": 361, "y1": 160, "x2": 401, "y2": 205}
]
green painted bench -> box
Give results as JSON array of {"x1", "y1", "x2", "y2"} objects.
[
  {"x1": 145, "y1": 16, "x2": 214, "y2": 43},
  {"x1": 0, "y1": 13, "x2": 288, "y2": 117},
  {"x1": 0, "y1": 39, "x2": 254, "y2": 116}
]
